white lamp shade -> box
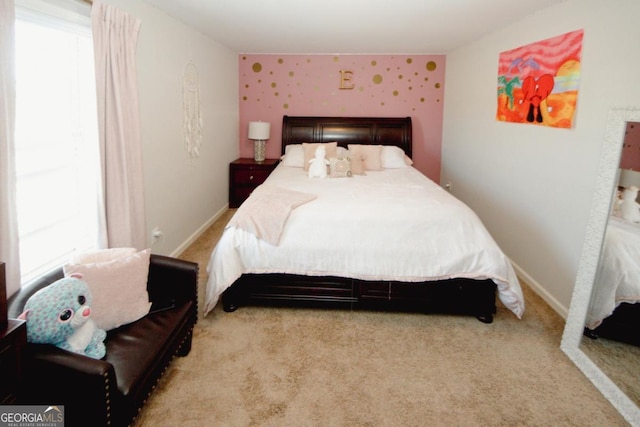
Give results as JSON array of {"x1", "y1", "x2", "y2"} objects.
[{"x1": 248, "y1": 121, "x2": 271, "y2": 140}]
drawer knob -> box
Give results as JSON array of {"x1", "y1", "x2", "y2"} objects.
[{"x1": 249, "y1": 175, "x2": 254, "y2": 180}]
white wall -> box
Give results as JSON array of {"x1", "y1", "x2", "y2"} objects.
[
  {"x1": 100, "y1": 0, "x2": 239, "y2": 255},
  {"x1": 442, "y1": 0, "x2": 640, "y2": 316}
]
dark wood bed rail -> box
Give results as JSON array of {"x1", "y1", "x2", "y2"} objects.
[{"x1": 281, "y1": 116, "x2": 412, "y2": 157}]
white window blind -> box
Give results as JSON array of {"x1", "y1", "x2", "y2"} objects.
[{"x1": 14, "y1": 2, "x2": 100, "y2": 284}]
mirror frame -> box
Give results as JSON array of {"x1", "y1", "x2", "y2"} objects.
[{"x1": 561, "y1": 107, "x2": 640, "y2": 425}]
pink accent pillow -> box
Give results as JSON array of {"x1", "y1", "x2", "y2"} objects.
[
  {"x1": 69, "y1": 247, "x2": 137, "y2": 264},
  {"x1": 302, "y1": 142, "x2": 338, "y2": 171},
  {"x1": 64, "y1": 248, "x2": 152, "y2": 331},
  {"x1": 347, "y1": 151, "x2": 366, "y2": 175},
  {"x1": 348, "y1": 144, "x2": 383, "y2": 171}
]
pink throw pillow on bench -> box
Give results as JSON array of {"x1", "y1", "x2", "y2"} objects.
[{"x1": 64, "y1": 248, "x2": 152, "y2": 331}]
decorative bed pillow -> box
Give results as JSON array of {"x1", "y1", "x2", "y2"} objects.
[
  {"x1": 348, "y1": 144, "x2": 383, "y2": 171},
  {"x1": 381, "y1": 145, "x2": 413, "y2": 168},
  {"x1": 347, "y1": 151, "x2": 366, "y2": 175},
  {"x1": 63, "y1": 248, "x2": 152, "y2": 331},
  {"x1": 302, "y1": 142, "x2": 338, "y2": 171},
  {"x1": 281, "y1": 144, "x2": 304, "y2": 167},
  {"x1": 329, "y1": 157, "x2": 352, "y2": 178}
]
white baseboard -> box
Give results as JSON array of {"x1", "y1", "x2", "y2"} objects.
[
  {"x1": 510, "y1": 258, "x2": 570, "y2": 320},
  {"x1": 170, "y1": 204, "x2": 229, "y2": 258}
]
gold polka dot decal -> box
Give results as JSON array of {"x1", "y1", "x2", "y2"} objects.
[{"x1": 240, "y1": 54, "x2": 444, "y2": 136}]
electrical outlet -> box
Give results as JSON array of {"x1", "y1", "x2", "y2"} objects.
[{"x1": 151, "y1": 227, "x2": 163, "y2": 244}]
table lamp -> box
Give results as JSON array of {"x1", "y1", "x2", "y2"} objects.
[{"x1": 248, "y1": 121, "x2": 270, "y2": 162}]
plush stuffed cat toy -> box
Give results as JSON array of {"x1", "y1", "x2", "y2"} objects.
[{"x1": 19, "y1": 274, "x2": 107, "y2": 359}]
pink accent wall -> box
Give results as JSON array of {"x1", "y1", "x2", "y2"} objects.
[{"x1": 238, "y1": 54, "x2": 446, "y2": 182}]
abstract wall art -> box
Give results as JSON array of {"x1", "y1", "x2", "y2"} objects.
[{"x1": 497, "y1": 29, "x2": 584, "y2": 128}]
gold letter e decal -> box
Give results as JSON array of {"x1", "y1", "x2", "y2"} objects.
[{"x1": 339, "y1": 70, "x2": 355, "y2": 90}]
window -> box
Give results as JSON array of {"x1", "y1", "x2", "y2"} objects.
[{"x1": 14, "y1": 3, "x2": 100, "y2": 284}]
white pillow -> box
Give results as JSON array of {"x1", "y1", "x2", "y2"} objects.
[
  {"x1": 280, "y1": 144, "x2": 304, "y2": 167},
  {"x1": 381, "y1": 146, "x2": 412, "y2": 168},
  {"x1": 64, "y1": 248, "x2": 152, "y2": 331}
]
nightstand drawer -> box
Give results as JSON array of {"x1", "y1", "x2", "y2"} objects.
[
  {"x1": 233, "y1": 168, "x2": 271, "y2": 185},
  {"x1": 229, "y1": 158, "x2": 279, "y2": 208}
]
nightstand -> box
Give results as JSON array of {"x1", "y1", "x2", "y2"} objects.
[
  {"x1": 229, "y1": 158, "x2": 279, "y2": 208},
  {"x1": 0, "y1": 318, "x2": 27, "y2": 404}
]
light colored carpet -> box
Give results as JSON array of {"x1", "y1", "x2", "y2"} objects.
[{"x1": 132, "y1": 210, "x2": 628, "y2": 426}]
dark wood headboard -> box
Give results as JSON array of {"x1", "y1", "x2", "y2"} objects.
[{"x1": 281, "y1": 116, "x2": 412, "y2": 157}]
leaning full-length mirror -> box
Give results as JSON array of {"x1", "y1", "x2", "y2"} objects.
[
  {"x1": 562, "y1": 107, "x2": 640, "y2": 425},
  {"x1": 580, "y1": 120, "x2": 640, "y2": 409}
]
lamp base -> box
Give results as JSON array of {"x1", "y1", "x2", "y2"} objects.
[{"x1": 254, "y1": 140, "x2": 266, "y2": 162}]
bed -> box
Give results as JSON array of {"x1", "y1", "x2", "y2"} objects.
[
  {"x1": 205, "y1": 116, "x2": 524, "y2": 323},
  {"x1": 584, "y1": 214, "x2": 640, "y2": 345}
]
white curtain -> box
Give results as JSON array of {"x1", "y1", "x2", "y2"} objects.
[
  {"x1": 0, "y1": 0, "x2": 21, "y2": 297},
  {"x1": 91, "y1": 1, "x2": 146, "y2": 250}
]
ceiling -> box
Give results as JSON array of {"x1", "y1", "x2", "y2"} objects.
[{"x1": 146, "y1": 0, "x2": 565, "y2": 54}]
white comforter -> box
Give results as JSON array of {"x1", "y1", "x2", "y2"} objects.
[
  {"x1": 205, "y1": 165, "x2": 525, "y2": 318},
  {"x1": 586, "y1": 216, "x2": 640, "y2": 329}
]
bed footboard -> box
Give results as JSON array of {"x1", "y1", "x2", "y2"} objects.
[
  {"x1": 222, "y1": 274, "x2": 496, "y2": 323},
  {"x1": 584, "y1": 302, "x2": 640, "y2": 347}
]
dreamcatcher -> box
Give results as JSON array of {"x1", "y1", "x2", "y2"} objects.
[{"x1": 183, "y1": 61, "x2": 202, "y2": 158}]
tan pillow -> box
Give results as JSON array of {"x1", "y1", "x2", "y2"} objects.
[
  {"x1": 64, "y1": 248, "x2": 152, "y2": 331},
  {"x1": 348, "y1": 151, "x2": 366, "y2": 175},
  {"x1": 302, "y1": 142, "x2": 338, "y2": 171},
  {"x1": 348, "y1": 144, "x2": 383, "y2": 171}
]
